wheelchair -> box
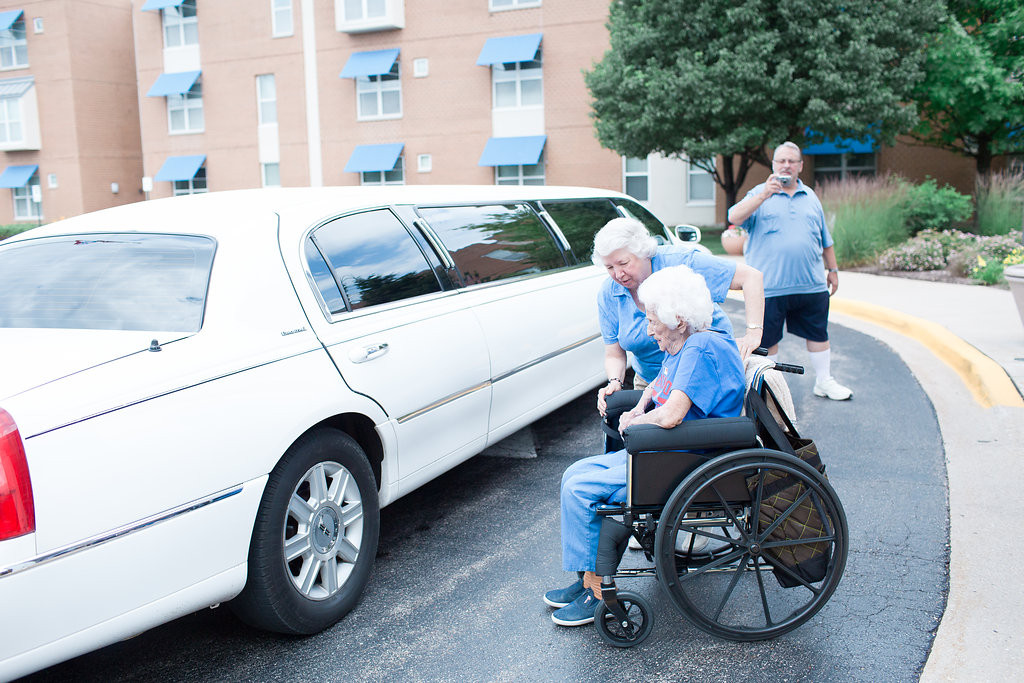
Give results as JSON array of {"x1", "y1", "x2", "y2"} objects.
[{"x1": 591, "y1": 357, "x2": 848, "y2": 647}]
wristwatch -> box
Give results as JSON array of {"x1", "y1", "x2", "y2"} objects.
[
  {"x1": 827, "y1": 268, "x2": 839, "y2": 273},
  {"x1": 747, "y1": 323, "x2": 763, "y2": 330}
]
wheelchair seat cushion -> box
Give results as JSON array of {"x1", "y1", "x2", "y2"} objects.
[{"x1": 622, "y1": 417, "x2": 758, "y2": 454}]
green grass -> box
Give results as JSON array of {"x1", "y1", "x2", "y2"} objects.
[
  {"x1": 975, "y1": 171, "x2": 1024, "y2": 236},
  {"x1": 696, "y1": 225, "x2": 728, "y2": 256},
  {"x1": 818, "y1": 175, "x2": 910, "y2": 267}
]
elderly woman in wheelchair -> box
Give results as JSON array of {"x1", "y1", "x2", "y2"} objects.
[
  {"x1": 545, "y1": 264, "x2": 746, "y2": 627},
  {"x1": 545, "y1": 266, "x2": 849, "y2": 647}
]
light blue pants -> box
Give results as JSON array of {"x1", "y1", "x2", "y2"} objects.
[{"x1": 560, "y1": 449, "x2": 628, "y2": 572}]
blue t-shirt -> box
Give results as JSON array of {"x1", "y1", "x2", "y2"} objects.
[
  {"x1": 738, "y1": 180, "x2": 834, "y2": 297},
  {"x1": 648, "y1": 331, "x2": 744, "y2": 420},
  {"x1": 598, "y1": 246, "x2": 736, "y2": 383}
]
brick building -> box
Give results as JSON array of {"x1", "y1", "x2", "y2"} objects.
[
  {"x1": 0, "y1": 0, "x2": 142, "y2": 224},
  {"x1": 0, "y1": 0, "x2": 992, "y2": 229}
]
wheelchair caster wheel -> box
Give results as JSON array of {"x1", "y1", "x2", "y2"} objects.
[{"x1": 594, "y1": 591, "x2": 653, "y2": 648}]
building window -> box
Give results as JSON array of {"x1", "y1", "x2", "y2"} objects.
[
  {"x1": 417, "y1": 154, "x2": 431, "y2": 173},
  {"x1": 361, "y1": 156, "x2": 404, "y2": 185},
  {"x1": 271, "y1": 0, "x2": 293, "y2": 37},
  {"x1": 12, "y1": 174, "x2": 40, "y2": 220},
  {"x1": 490, "y1": 0, "x2": 541, "y2": 9},
  {"x1": 0, "y1": 17, "x2": 28, "y2": 69},
  {"x1": 343, "y1": 0, "x2": 387, "y2": 22},
  {"x1": 687, "y1": 158, "x2": 715, "y2": 203},
  {"x1": 173, "y1": 167, "x2": 206, "y2": 196},
  {"x1": 0, "y1": 96, "x2": 22, "y2": 143},
  {"x1": 812, "y1": 152, "x2": 877, "y2": 183},
  {"x1": 356, "y1": 61, "x2": 401, "y2": 120},
  {"x1": 256, "y1": 74, "x2": 276, "y2": 125},
  {"x1": 163, "y1": 0, "x2": 198, "y2": 49},
  {"x1": 168, "y1": 81, "x2": 204, "y2": 133},
  {"x1": 495, "y1": 155, "x2": 544, "y2": 185},
  {"x1": 623, "y1": 157, "x2": 648, "y2": 201},
  {"x1": 262, "y1": 162, "x2": 280, "y2": 187},
  {"x1": 492, "y1": 47, "x2": 542, "y2": 109}
]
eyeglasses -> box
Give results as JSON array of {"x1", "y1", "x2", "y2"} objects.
[{"x1": 773, "y1": 158, "x2": 802, "y2": 165}]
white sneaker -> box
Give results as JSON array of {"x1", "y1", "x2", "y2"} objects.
[{"x1": 813, "y1": 376, "x2": 852, "y2": 400}]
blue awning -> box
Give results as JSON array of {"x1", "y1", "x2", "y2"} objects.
[
  {"x1": 0, "y1": 10, "x2": 23, "y2": 30},
  {"x1": 146, "y1": 70, "x2": 201, "y2": 97},
  {"x1": 339, "y1": 49, "x2": 401, "y2": 79},
  {"x1": 803, "y1": 135, "x2": 875, "y2": 156},
  {"x1": 476, "y1": 33, "x2": 542, "y2": 66},
  {"x1": 154, "y1": 155, "x2": 205, "y2": 182},
  {"x1": 0, "y1": 164, "x2": 37, "y2": 188},
  {"x1": 141, "y1": 0, "x2": 185, "y2": 11},
  {"x1": 344, "y1": 143, "x2": 404, "y2": 173},
  {"x1": 478, "y1": 135, "x2": 547, "y2": 166},
  {"x1": 0, "y1": 76, "x2": 33, "y2": 98}
]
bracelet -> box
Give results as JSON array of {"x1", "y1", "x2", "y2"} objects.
[
  {"x1": 827, "y1": 268, "x2": 838, "y2": 273},
  {"x1": 746, "y1": 323, "x2": 763, "y2": 330},
  {"x1": 607, "y1": 378, "x2": 622, "y2": 385}
]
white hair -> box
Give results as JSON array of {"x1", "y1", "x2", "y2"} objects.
[
  {"x1": 775, "y1": 141, "x2": 803, "y2": 159},
  {"x1": 591, "y1": 217, "x2": 659, "y2": 266},
  {"x1": 637, "y1": 264, "x2": 713, "y2": 332}
]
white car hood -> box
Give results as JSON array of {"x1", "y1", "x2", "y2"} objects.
[{"x1": 0, "y1": 328, "x2": 191, "y2": 401}]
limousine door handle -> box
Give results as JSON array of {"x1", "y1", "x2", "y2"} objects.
[{"x1": 348, "y1": 342, "x2": 390, "y2": 364}]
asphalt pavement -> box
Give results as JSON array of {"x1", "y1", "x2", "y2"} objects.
[{"x1": 728, "y1": 268, "x2": 1024, "y2": 681}]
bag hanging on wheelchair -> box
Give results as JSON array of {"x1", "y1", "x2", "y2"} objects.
[
  {"x1": 744, "y1": 386, "x2": 832, "y2": 588},
  {"x1": 747, "y1": 437, "x2": 830, "y2": 588}
]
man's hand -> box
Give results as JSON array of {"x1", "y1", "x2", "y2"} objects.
[{"x1": 827, "y1": 270, "x2": 839, "y2": 296}]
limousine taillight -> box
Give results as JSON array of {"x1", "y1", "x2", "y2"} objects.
[{"x1": 0, "y1": 407, "x2": 34, "y2": 541}]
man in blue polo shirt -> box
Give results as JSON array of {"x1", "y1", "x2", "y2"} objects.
[{"x1": 727, "y1": 141, "x2": 852, "y2": 400}]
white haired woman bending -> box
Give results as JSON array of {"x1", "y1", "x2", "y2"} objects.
[{"x1": 544, "y1": 265, "x2": 747, "y2": 628}]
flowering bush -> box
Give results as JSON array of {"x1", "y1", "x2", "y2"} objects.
[
  {"x1": 878, "y1": 229, "x2": 1023, "y2": 284},
  {"x1": 877, "y1": 234, "x2": 946, "y2": 271}
]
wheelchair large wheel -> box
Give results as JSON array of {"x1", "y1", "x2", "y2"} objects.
[
  {"x1": 594, "y1": 591, "x2": 654, "y2": 648},
  {"x1": 654, "y1": 449, "x2": 848, "y2": 641}
]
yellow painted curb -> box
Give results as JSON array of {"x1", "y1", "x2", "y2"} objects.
[{"x1": 830, "y1": 298, "x2": 1024, "y2": 409}]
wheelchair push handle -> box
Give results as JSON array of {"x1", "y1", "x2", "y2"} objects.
[{"x1": 751, "y1": 347, "x2": 805, "y2": 375}]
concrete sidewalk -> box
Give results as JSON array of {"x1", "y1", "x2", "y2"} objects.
[{"x1": 808, "y1": 272, "x2": 1023, "y2": 680}]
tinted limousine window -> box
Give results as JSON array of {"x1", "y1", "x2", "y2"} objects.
[
  {"x1": 308, "y1": 209, "x2": 444, "y2": 313},
  {"x1": 417, "y1": 203, "x2": 565, "y2": 285},
  {"x1": 0, "y1": 234, "x2": 215, "y2": 332},
  {"x1": 537, "y1": 198, "x2": 620, "y2": 264}
]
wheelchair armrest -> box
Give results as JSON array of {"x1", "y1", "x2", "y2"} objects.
[
  {"x1": 622, "y1": 417, "x2": 758, "y2": 453},
  {"x1": 604, "y1": 390, "x2": 645, "y2": 414}
]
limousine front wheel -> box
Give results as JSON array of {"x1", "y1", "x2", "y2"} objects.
[{"x1": 231, "y1": 428, "x2": 380, "y2": 634}]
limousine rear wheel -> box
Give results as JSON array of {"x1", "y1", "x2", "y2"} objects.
[{"x1": 231, "y1": 428, "x2": 380, "y2": 635}]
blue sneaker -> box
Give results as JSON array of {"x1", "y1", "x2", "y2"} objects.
[
  {"x1": 543, "y1": 578, "x2": 585, "y2": 608},
  {"x1": 551, "y1": 587, "x2": 599, "y2": 626}
]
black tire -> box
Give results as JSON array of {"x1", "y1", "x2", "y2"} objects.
[
  {"x1": 654, "y1": 449, "x2": 847, "y2": 641},
  {"x1": 230, "y1": 428, "x2": 380, "y2": 635},
  {"x1": 594, "y1": 592, "x2": 654, "y2": 648}
]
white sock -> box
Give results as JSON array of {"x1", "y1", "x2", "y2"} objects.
[{"x1": 809, "y1": 349, "x2": 831, "y2": 382}]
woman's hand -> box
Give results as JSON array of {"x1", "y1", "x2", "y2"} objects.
[
  {"x1": 596, "y1": 378, "x2": 622, "y2": 417},
  {"x1": 736, "y1": 327, "x2": 763, "y2": 360}
]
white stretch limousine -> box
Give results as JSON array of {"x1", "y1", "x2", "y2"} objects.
[{"x1": 0, "y1": 185, "x2": 692, "y2": 678}]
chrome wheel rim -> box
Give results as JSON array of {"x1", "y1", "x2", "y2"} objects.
[{"x1": 283, "y1": 461, "x2": 364, "y2": 600}]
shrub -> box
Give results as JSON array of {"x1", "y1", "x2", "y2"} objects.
[
  {"x1": 818, "y1": 175, "x2": 909, "y2": 267},
  {"x1": 901, "y1": 177, "x2": 973, "y2": 236},
  {"x1": 975, "y1": 171, "x2": 1024, "y2": 236},
  {"x1": 971, "y1": 256, "x2": 1005, "y2": 284},
  {"x1": 877, "y1": 234, "x2": 947, "y2": 271},
  {"x1": 0, "y1": 223, "x2": 37, "y2": 241}
]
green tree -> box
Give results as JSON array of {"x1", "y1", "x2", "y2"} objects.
[
  {"x1": 911, "y1": 0, "x2": 1024, "y2": 176},
  {"x1": 585, "y1": 0, "x2": 942, "y2": 210}
]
